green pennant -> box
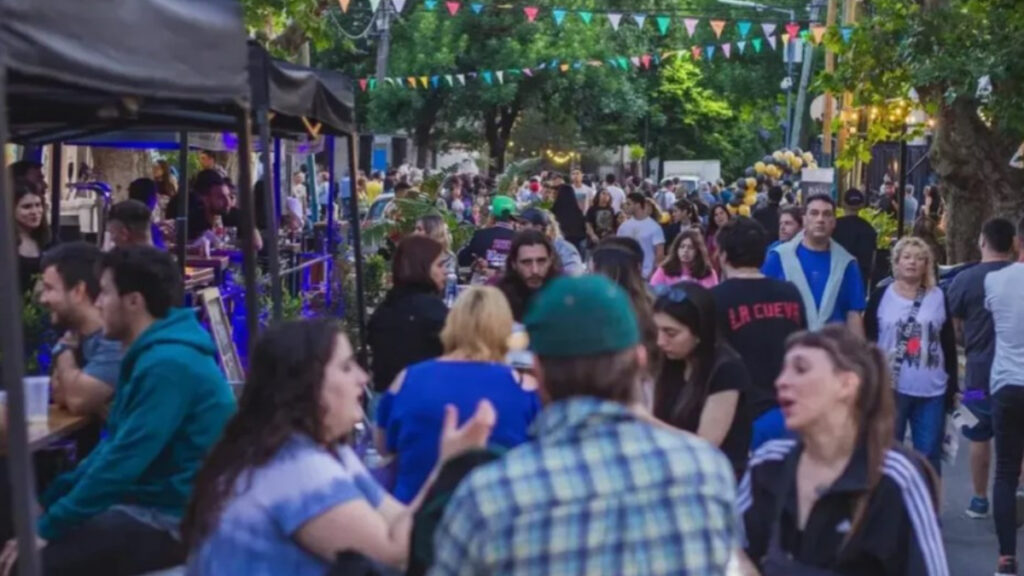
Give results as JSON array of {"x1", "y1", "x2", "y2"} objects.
[
  {"x1": 578, "y1": 11, "x2": 593, "y2": 25},
  {"x1": 368, "y1": 78, "x2": 377, "y2": 91},
  {"x1": 617, "y1": 56, "x2": 629, "y2": 69},
  {"x1": 752, "y1": 38, "x2": 763, "y2": 52},
  {"x1": 799, "y1": 30, "x2": 810, "y2": 42},
  {"x1": 656, "y1": 15, "x2": 671, "y2": 35}
]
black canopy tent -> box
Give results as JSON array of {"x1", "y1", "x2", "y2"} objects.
[{"x1": 0, "y1": 1, "x2": 252, "y2": 574}]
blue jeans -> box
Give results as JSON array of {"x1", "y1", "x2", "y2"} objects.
[
  {"x1": 895, "y1": 393, "x2": 945, "y2": 475},
  {"x1": 751, "y1": 407, "x2": 794, "y2": 451}
]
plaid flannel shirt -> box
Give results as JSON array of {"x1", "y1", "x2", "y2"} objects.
[{"x1": 429, "y1": 397, "x2": 738, "y2": 576}]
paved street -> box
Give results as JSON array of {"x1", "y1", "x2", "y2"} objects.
[{"x1": 942, "y1": 440, "x2": 1024, "y2": 575}]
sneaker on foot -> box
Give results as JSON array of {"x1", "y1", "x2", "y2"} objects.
[
  {"x1": 967, "y1": 496, "x2": 991, "y2": 518},
  {"x1": 995, "y1": 556, "x2": 1017, "y2": 575}
]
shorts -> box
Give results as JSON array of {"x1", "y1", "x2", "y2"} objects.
[{"x1": 960, "y1": 390, "x2": 994, "y2": 442}]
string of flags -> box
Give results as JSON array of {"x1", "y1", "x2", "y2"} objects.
[
  {"x1": 339, "y1": 0, "x2": 855, "y2": 44},
  {"x1": 357, "y1": 25, "x2": 852, "y2": 93}
]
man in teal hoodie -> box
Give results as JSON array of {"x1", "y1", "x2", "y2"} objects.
[{"x1": 0, "y1": 246, "x2": 236, "y2": 575}]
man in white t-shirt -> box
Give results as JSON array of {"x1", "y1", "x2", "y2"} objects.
[
  {"x1": 616, "y1": 192, "x2": 665, "y2": 279},
  {"x1": 654, "y1": 179, "x2": 677, "y2": 212},
  {"x1": 571, "y1": 169, "x2": 594, "y2": 212},
  {"x1": 604, "y1": 174, "x2": 626, "y2": 213}
]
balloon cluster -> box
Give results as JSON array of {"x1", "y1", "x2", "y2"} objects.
[{"x1": 727, "y1": 148, "x2": 818, "y2": 216}]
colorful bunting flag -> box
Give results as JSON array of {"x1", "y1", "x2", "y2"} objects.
[
  {"x1": 737, "y1": 20, "x2": 752, "y2": 38},
  {"x1": 524, "y1": 6, "x2": 539, "y2": 22},
  {"x1": 617, "y1": 57, "x2": 629, "y2": 69},
  {"x1": 752, "y1": 38, "x2": 763, "y2": 52},
  {"x1": 392, "y1": 0, "x2": 407, "y2": 13},
  {"x1": 471, "y1": 2, "x2": 483, "y2": 14},
  {"x1": 607, "y1": 13, "x2": 622, "y2": 31},
  {"x1": 691, "y1": 46, "x2": 702, "y2": 60},
  {"x1": 424, "y1": 0, "x2": 437, "y2": 9},
  {"x1": 359, "y1": 78, "x2": 368, "y2": 91},
  {"x1": 800, "y1": 30, "x2": 811, "y2": 44},
  {"x1": 457, "y1": 74, "x2": 466, "y2": 85},
  {"x1": 445, "y1": 75, "x2": 454, "y2": 86},
  {"x1": 710, "y1": 19, "x2": 727, "y2": 39},
  {"x1": 656, "y1": 15, "x2": 671, "y2": 35},
  {"x1": 810, "y1": 24, "x2": 827, "y2": 45},
  {"x1": 785, "y1": 22, "x2": 800, "y2": 39},
  {"x1": 761, "y1": 22, "x2": 776, "y2": 37},
  {"x1": 368, "y1": 0, "x2": 381, "y2": 11},
  {"x1": 496, "y1": 71, "x2": 504, "y2": 84},
  {"x1": 706, "y1": 45, "x2": 716, "y2": 60},
  {"x1": 407, "y1": 77, "x2": 416, "y2": 88},
  {"x1": 840, "y1": 26, "x2": 853, "y2": 43},
  {"x1": 559, "y1": 63, "x2": 570, "y2": 72},
  {"x1": 445, "y1": 1, "x2": 459, "y2": 16},
  {"x1": 482, "y1": 71, "x2": 493, "y2": 84},
  {"x1": 384, "y1": 77, "x2": 395, "y2": 86},
  {"x1": 630, "y1": 56, "x2": 641, "y2": 67},
  {"x1": 419, "y1": 76, "x2": 429, "y2": 88},
  {"x1": 767, "y1": 35, "x2": 777, "y2": 50},
  {"x1": 737, "y1": 40, "x2": 746, "y2": 54},
  {"x1": 633, "y1": 14, "x2": 646, "y2": 28},
  {"x1": 641, "y1": 54, "x2": 652, "y2": 68},
  {"x1": 338, "y1": 0, "x2": 351, "y2": 12},
  {"x1": 782, "y1": 33, "x2": 790, "y2": 46},
  {"x1": 579, "y1": 11, "x2": 593, "y2": 25},
  {"x1": 683, "y1": 18, "x2": 699, "y2": 37},
  {"x1": 553, "y1": 9, "x2": 566, "y2": 26},
  {"x1": 369, "y1": 78, "x2": 377, "y2": 90},
  {"x1": 722, "y1": 43, "x2": 732, "y2": 58},
  {"x1": 522, "y1": 68, "x2": 533, "y2": 76},
  {"x1": 430, "y1": 75, "x2": 440, "y2": 88}
]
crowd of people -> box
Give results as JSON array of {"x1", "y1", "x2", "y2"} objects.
[{"x1": 6, "y1": 154, "x2": 1024, "y2": 576}]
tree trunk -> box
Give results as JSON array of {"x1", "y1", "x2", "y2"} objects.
[
  {"x1": 414, "y1": 94, "x2": 444, "y2": 169},
  {"x1": 930, "y1": 99, "x2": 1023, "y2": 264},
  {"x1": 484, "y1": 103, "x2": 521, "y2": 175},
  {"x1": 90, "y1": 148, "x2": 151, "y2": 202}
]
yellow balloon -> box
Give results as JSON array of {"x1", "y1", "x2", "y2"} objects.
[
  {"x1": 744, "y1": 194, "x2": 757, "y2": 206},
  {"x1": 738, "y1": 205, "x2": 751, "y2": 217},
  {"x1": 784, "y1": 151, "x2": 796, "y2": 162},
  {"x1": 754, "y1": 161, "x2": 766, "y2": 174},
  {"x1": 792, "y1": 157, "x2": 804, "y2": 170},
  {"x1": 727, "y1": 204, "x2": 738, "y2": 215},
  {"x1": 772, "y1": 151, "x2": 784, "y2": 161},
  {"x1": 802, "y1": 152, "x2": 814, "y2": 164},
  {"x1": 745, "y1": 177, "x2": 756, "y2": 189}
]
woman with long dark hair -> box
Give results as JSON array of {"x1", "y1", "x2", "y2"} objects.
[
  {"x1": 551, "y1": 184, "x2": 587, "y2": 253},
  {"x1": 650, "y1": 229, "x2": 719, "y2": 289},
  {"x1": 184, "y1": 319, "x2": 495, "y2": 574},
  {"x1": 739, "y1": 325, "x2": 947, "y2": 575},
  {"x1": 368, "y1": 236, "x2": 449, "y2": 392},
  {"x1": 13, "y1": 181, "x2": 50, "y2": 294},
  {"x1": 652, "y1": 282, "x2": 749, "y2": 477},
  {"x1": 585, "y1": 189, "x2": 617, "y2": 243},
  {"x1": 705, "y1": 204, "x2": 731, "y2": 268}
]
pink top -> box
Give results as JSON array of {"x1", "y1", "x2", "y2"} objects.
[{"x1": 649, "y1": 266, "x2": 719, "y2": 289}]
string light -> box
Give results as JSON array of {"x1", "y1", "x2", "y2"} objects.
[{"x1": 545, "y1": 150, "x2": 577, "y2": 164}]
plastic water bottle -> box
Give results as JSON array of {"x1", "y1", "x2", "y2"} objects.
[{"x1": 444, "y1": 272, "x2": 458, "y2": 307}]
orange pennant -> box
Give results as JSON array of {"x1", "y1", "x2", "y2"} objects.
[
  {"x1": 338, "y1": 0, "x2": 351, "y2": 12},
  {"x1": 559, "y1": 63, "x2": 570, "y2": 72},
  {"x1": 709, "y1": 19, "x2": 727, "y2": 38},
  {"x1": 407, "y1": 77, "x2": 417, "y2": 88},
  {"x1": 811, "y1": 24, "x2": 827, "y2": 45}
]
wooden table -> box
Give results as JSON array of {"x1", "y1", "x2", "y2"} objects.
[{"x1": 0, "y1": 406, "x2": 90, "y2": 455}]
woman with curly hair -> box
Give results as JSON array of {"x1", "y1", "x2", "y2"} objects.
[
  {"x1": 183, "y1": 319, "x2": 494, "y2": 575},
  {"x1": 650, "y1": 229, "x2": 718, "y2": 289}
]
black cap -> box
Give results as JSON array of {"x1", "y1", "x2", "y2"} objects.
[
  {"x1": 843, "y1": 188, "x2": 866, "y2": 207},
  {"x1": 516, "y1": 207, "x2": 549, "y2": 227}
]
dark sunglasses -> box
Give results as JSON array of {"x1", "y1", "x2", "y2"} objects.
[{"x1": 651, "y1": 284, "x2": 689, "y2": 303}]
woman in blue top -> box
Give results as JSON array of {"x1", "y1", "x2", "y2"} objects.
[
  {"x1": 183, "y1": 319, "x2": 496, "y2": 575},
  {"x1": 376, "y1": 286, "x2": 542, "y2": 502}
]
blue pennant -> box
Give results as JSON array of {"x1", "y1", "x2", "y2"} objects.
[
  {"x1": 706, "y1": 45, "x2": 716, "y2": 60},
  {"x1": 840, "y1": 26, "x2": 853, "y2": 43},
  {"x1": 425, "y1": 0, "x2": 438, "y2": 10},
  {"x1": 553, "y1": 9, "x2": 566, "y2": 26},
  {"x1": 430, "y1": 76, "x2": 440, "y2": 88},
  {"x1": 737, "y1": 21, "x2": 752, "y2": 38},
  {"x1": 471, "y1": 3, "x2": 484, "y2": 14}
]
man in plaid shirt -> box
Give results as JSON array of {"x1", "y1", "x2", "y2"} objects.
[{"x1": 430, "y1": 275, "x2": 739, "y2": 576}]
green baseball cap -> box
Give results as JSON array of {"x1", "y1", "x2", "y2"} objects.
[
  {"x1": 524, "y1": 275, "x2": 639, "y2": 357},
  {"x1": 491, "y1": 195, "x2": 518, "y2": 220}
]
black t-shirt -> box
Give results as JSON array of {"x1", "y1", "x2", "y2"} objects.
[
  {"x1": 712, "y1": 277, "x2": 806, "y2": 419},
  {"x1": 656, "y1": 349, "x2": 752, "y2": 479},
  {"x1": 947, "y1": 261, "x2": 1012, "y2": 391},
  {"x1": 457, "y1": 224, "x2": 516, "y2": 270},
  {"x1": 753, "y1": 203, "x2": 781, "y2": 244},
  {"x1": 833, "y1": 215, "x2": 878, "y2": 289},
  {"x1": 586, "y1": 206, "x2": 617, "y2": 239}
]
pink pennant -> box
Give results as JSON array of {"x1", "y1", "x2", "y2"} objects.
[
  {"x1": 683, "y1": 18, "x2": 699, "y2": 37},
  {"x1": 641, "y1": 54, "x2": 652, "y2": 69},
  {"x1": 445, "y1": 1, "x2": 459, "y2": 16},
  {"x1": 523, "y1": 6, "x2": 539, "y2": 22},
  {"x1": 691, "y1": 46, "x2": 702, "y2": 60},
  {"x1": 359, "y1": 78, "x2": 368, "y2": 91},
  {"x1": 709, "y1": 19, "x2": 727, "y2": 38},
  {"x1": 722, "y1": 43, "x2": 732, "y2": 58},
  {"x1": 785, "y1": 22, "x2": 800, "y2": 39},
  {"x1": 522, "y1": 68, "x2": 533, "y2": 77}
]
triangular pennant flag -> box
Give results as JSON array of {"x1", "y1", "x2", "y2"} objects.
[
  {"x1": 587, "y1": 60, "x2": 603, "y2": 66},
  {"x1": 633, "y1": 14, "x2": 646, "y2": 28},
  {"x1": 559, "y1": 63, "x2": 570, "y2": 72},
  {"x1": 641, "y1": 54, "x2": 652, "y2": 69},
  {"x1": 800, "y1": 30, "x2": 811, "y2": 44},
  {"x1": 706, "y1": 45, "x2": 716, "y2": 60},
  {"x1": 445, "y1": 1, "x2": 459, "y2": 16},
  {"x1": 767, "y1": 35, "x2": 777, "y2": 50},
  {"x1": 368, "y1": 0, "x2": 381, "y2": 11},
  {"x1": 722, "y1": 43, "x2": 732, "y2": 58},
  {"x1": 737, "y1": 20, "x2": 752, "y2": 38},
  {"x1": 553, "y1": 9, "x2": 566, "y2": 26},
  {"x1": 691, "y1": 46, "x2": 703, "y2": 60},
  {"x1": 392, "y1": 0, "x2": 407, "y2": 13},
  {"x1": 811, "y1": 24, "x2": 827, "y2": 45},
  {"x1": 683, "y1": 18, "x2": 699, "y2": 37},
  {"x1": 617, "y1": 57, "x2": 629, "y2": 70},
  {"x1": 572, "y1": 60, "x2": 583, "y2": 69},
  {"x1": 424, "y1": 0, "x2": 437, "y2": 9},
  {"x1": 840, "y1": 26, "x2": 853, "y2": 43},
  {"x1": 457, "y1": 74, "x2": 466, "y2": 85},
  {"x1": 445, "y1": 75, "x2": 454, "y2": 86},
  {"x1": 550, "y1": 59, "x2": 559, "y2": 68},
  {"x1": 471, "y1": 2, "x2": 483, "y2": 14},
  {"x1": 482, "y1": 71, "x2": 493, "y2": 84},
  {"x1": 369, "y1": 78, "x2": 377, "y2": 91},
  {"x1": 661, "y1": 50, "x2": 676, "y2": 61},
  {"x1": 338, "y1": 0, "x2": 351, "y2": 12},
  {"x1": 383, "y1": 77, "x2": 395, "y2": 86},
  {"x1": 630, "y1": 56, "x2": 641, "y2": 67},
  {"x1": 782, "y1": 33, "x2": 790, "y2": 46},
  {"x1": 752, "y1": 38, "x2": 763, "y2": 52},
  {"x1": 522, "y1": 68, "x2": 533, "y2": 77},
  {"x1": 496, "y1": 71, "x2": 504, "y2": 84},
  {"x1": 785, "y1": 22, "x2": 800, "y2": 39},
  {"x1": 407, "y1": 77, "x2": 417, "y2": 88},
  {"x1": 762, "y1": 22, "x2": 777, "y2": 37},
  {"x1": 579, "y1": 11, "x2": 593, "y2": 25},
  {"x1": 467, "y1": 72, "x2": 477, "y2": 78},
  {"x1": 419, "y1": 76, "x2": 429, "y2": 88},
  {"x1": 737, "y1": 40, "x2": 747, "y2": 54},
  {"x1": 359, "y1": 78, "x2": 368, "y2": 92},
  {"x1": 428, "y1": 76, "x2": 438, "y2": 88},
  {"x1": 523, "y1": 6, "x2": 539, "y2": 22},
  {"x1": 607, "y1": 13, "x2": 622, "y2": 30},
  {"x1": 657, "y1": 15, "x2": 671, "y2": 35},
  {"x1": 710, "y1": 19, "x2": 727, "y2": 38}
]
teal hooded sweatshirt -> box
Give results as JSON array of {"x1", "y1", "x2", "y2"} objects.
[{"x1": 38, "y1": 308, "x2": 237, "y2": 541}]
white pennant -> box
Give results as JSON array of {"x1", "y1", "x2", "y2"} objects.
[
  {"x1": 737, "y1": 40, "x2": 747, "y2": 54},
  {"x1": 633, "y1": 14, "x2": 647, "y2": 28},
  {"x1": 368, "y1": 0, "x2": 381, "y2": 11},
  {"x1": 496, "y1": 71, "x2": 505, "y2": 84},
  {"x1": 607, "y1": 13, "x2": 622, "y2": 31},
  {"x1": 391, "y1": 0, "x2": 406, "y2": 12},
  {"x1": 762, "y1": 22, "x2": 777, "y2": 37},
  {"x1": 457, "y1": 74, "x2": 466, "y2": 86}
]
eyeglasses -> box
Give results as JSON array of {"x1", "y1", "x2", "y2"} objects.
[{"x1": 651, "y1": 284, "x2": 688, "y2": 303}]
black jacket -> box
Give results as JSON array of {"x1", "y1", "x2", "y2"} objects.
[
  {"x1": 368, "y1": 285, "x2": 448, "y2": 392},
  {"x1": 753, "y1": 203, "x2": 781, "y2": 244},
  {"x1": 741, "y1": 439, "x2": 947, "y2": 576},
  {"x1": 864, "y1": 284, "x2": 959, "y2": 410},
  {"x1": 834, "y1": 215, "x2": 878, "y2": 290}
]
